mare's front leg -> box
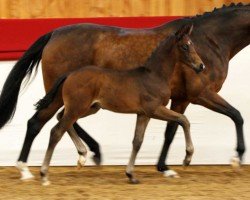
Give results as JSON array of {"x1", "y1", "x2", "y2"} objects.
[
  {"x1": 191, "y1": 90, "x2": 245, "y2": 166},
  {"x1": 157, "y1": 100, "x2": 190, "y2": 177},
  {"x1": 126, "y1": 114, "x2": 150, "y2": 184},
  {"x1": 152, "y1": 106, "x2": 194, "y2": 168}
]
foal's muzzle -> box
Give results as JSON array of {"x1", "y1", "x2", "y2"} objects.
[{"x1": 194, "y1": 63, "x2": 205, "y2": 73}]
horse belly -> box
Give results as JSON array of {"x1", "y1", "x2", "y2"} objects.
[{"x1": 98, "y1": 86, "x2": 141, "y2": 114}]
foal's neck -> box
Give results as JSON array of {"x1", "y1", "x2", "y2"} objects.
[{"x1": 144, "y1": 37, "x2": 176, "y2": 80}]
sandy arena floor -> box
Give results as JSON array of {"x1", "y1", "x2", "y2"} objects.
[{"x1": 0, "y1": 165, "x2": 249, "y2": 200}]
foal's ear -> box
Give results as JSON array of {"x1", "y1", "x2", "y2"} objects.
[{"x1": 175, "y1": 24, "x2": 194, "y2": 40}]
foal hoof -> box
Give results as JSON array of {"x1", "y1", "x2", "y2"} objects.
[
  {"x1": 129, "y1": 178, "x2": 140, "y2": 184},
  {"x1": 230, "y1": 156, "x2": 241, "y2": 170},
  {"x1": 163, "y1": 170, "x2": 180, "y2": 178},
  {"x1": 126, "y1": 172, "x2": 140, "y2": 184},
  {"x1": 42, "y1": 180, "x2": 51, "y2": 186},
  {"x1": 16, "y1": 161, "x2": 35, "y2": 181},
  {"x1": 41, "y1": 176, "x2": 51, "y2": 186},
  {"x1": 92, "y1": 155, "x2": 101, "y2": 166},
  {"x1": 77, "y1": 156, "x2": 86, "y2": 169},
  {"x1": 183, "y1": 159, "x2": 191, "y2": 167}
]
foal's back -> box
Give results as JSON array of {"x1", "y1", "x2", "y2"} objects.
[{"x1": 63, "y1": 66, "x2": 153, "y2": 114}]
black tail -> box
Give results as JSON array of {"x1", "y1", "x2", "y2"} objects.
[
  {"x1": 35, "y1": 75, "x2": 67, "y2": 112},
  {"x1": 0, "y1": 32, "x2": 53, "y2": 129}
]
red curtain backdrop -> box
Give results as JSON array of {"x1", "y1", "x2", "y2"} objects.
[{"x1": 0, "y1": 17, "x2": 180, "y2": 60}]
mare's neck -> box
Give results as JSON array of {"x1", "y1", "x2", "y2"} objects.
[{"x1": 193, "y1": 6, "x2": 250, "y2": 59}]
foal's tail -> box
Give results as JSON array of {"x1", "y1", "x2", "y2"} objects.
[
  {"x1": 0, "y1": 32, "x2": 53, "y2": 129},
  {"x1": 35, "y1": 75, "x2": 67, "y2": 112}
]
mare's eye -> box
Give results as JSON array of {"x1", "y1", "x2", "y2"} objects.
[{"x1": 181, "y1": 44, "x2": 189, "y2": 51}]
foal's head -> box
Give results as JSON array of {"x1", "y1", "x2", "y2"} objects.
[{"x1": 173, "y1": 24, "x2": 205, "y2": 73}]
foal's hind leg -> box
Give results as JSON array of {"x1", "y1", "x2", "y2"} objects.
[
  {"x1": 126, "y1": 114, "x2": 150, "y2": 184},
  {"x1": 16, "y1": 98, "x2": 62, "y2": 180},
  {"x1": 73, "y1": 123, "x2": 102, "y2": 165},
  {"x1": 152, "y1": 106, "x2": 194, "y2": 167},
  {"x1": 56, "y1": 106, "x2": 100, "y2": 167},
  {"x1": 41, "y1": 102, "x2": 93, "y2": 185},
  {"x1": 40, "y1": 118, "x2": 72, "y2": 186}
]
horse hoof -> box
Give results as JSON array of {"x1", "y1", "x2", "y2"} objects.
[
  {"x1": 16, "y1": 161, "x2": 35, "y2": 181},
  {"x1": 42, "y1": 180, "x2": 51, "y2": 186},
  {"x1": 129, "y1": 178, "x2": 140, "y2": 184},
  {"x1": 77, "y1": 156, "x2": 86, "y2": 169},
  {"x1": 41, "y1": 176, "x2": 51, "y2": 186},
  {"x1": 230, "y1": 156, "x2": 241, "y2": 170},
  {"x1": 163, "y1": 170, "x2": 180, "y2": 178},
  {"x1": 20, "y1": 173, "x2": 35, "y2": 181},
  {"x1": 92, "y1": 155, "x2": 101, "y2": 166},
  {"x1": 183, "y1": 159, "x2": 191, "y2": 166},
  {"x1": 126, "y1": 172, "x2": 139, "y2": 184}
]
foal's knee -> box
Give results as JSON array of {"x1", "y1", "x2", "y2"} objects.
[
  {"x1": 132, "y1": 137, "x2": 143, "y2": 152},
  {"x1": 49, "y1": 126, "x2": 64, "y2": 145},
  {"x1": 177, "y1": 115, "x2": 190, "y2": 130}
]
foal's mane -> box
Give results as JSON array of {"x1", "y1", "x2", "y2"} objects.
[{"x1": 189, "y1": 2, "x2": 250, "y2": 20}]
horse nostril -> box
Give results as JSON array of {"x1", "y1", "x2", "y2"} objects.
[{"x1": 199, "y1": 63, "x2": 205, "y2": 71}]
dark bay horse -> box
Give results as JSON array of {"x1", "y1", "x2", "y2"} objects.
[
  {"x1": 35, "y1": 25, "x2": 203, "y2": 185},
  {"x1": 0, "y1": 3, "x2": 249, "y2": 179}
]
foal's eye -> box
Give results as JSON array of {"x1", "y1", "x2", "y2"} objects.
[{"x1": 181, "y1": 44, "x2": 189, "y2": 51}]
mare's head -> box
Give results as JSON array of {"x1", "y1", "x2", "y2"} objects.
[{"x1": 173, "y1": 24, "x2": 205, "y2": 73}]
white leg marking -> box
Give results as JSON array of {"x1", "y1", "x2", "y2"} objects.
[
  {"x1": 16, "y1": 161, "x2": 35, "y2": 181},
  {"x1": 230, "y1": 156, "x2": 241, "y2": 170},
  {"x1": 163, "y1": 170, "x2": 180, "y2": 178},
  {"x1": 77, "y1": 155, "x2": 86, "y2": 169},
  {"x1": 41, "y1": 176, "x2": 51, "y2": 186}
]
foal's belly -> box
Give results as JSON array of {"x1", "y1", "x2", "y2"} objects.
[{"x1": 97, "y1": 88, "x2": 142, "y2": 114}]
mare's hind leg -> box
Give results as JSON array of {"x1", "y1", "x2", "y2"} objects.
[
  {"x1": 191, "y1": 90, "x2": 245, "y2": 167},
  {"x1": 157, "y1": 100, "x2": 189, "y2": 177},
  {"x1": 126, "y1": 114, "x2": 150, "y2": 184},
  {"x1": 16, "y1": 98, "x2": 62, "y2": 180},
  {"x1": 152, "y1": 106, "x2": 194, "y2": 167}
]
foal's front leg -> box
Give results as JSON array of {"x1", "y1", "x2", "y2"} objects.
[
  {"x1": 126, "y1": 114, "x2": 150, "y2": 184},
  {"x1": 152, "y1": 106, "x2": 194, "y2": 167},
  {"x1": 157, "y1": 100, "x2": 190, "y2": 177}
]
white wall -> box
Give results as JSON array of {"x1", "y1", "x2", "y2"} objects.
[{"x1": 0, "y1": 46, "x2": 249, "y2": 166}]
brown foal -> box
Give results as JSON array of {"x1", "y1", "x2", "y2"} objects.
[{"x1": 35, "y1": 25, "x2": 204, "y2": 185}]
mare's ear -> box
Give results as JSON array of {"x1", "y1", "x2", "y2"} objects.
[{"x1": 175, "y1": 24, "x2": 193, "y2": 40}]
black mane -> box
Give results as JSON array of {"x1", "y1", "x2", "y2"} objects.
[{"x1": 188, "y1": 2, "x2": 249, "y2": 20}]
